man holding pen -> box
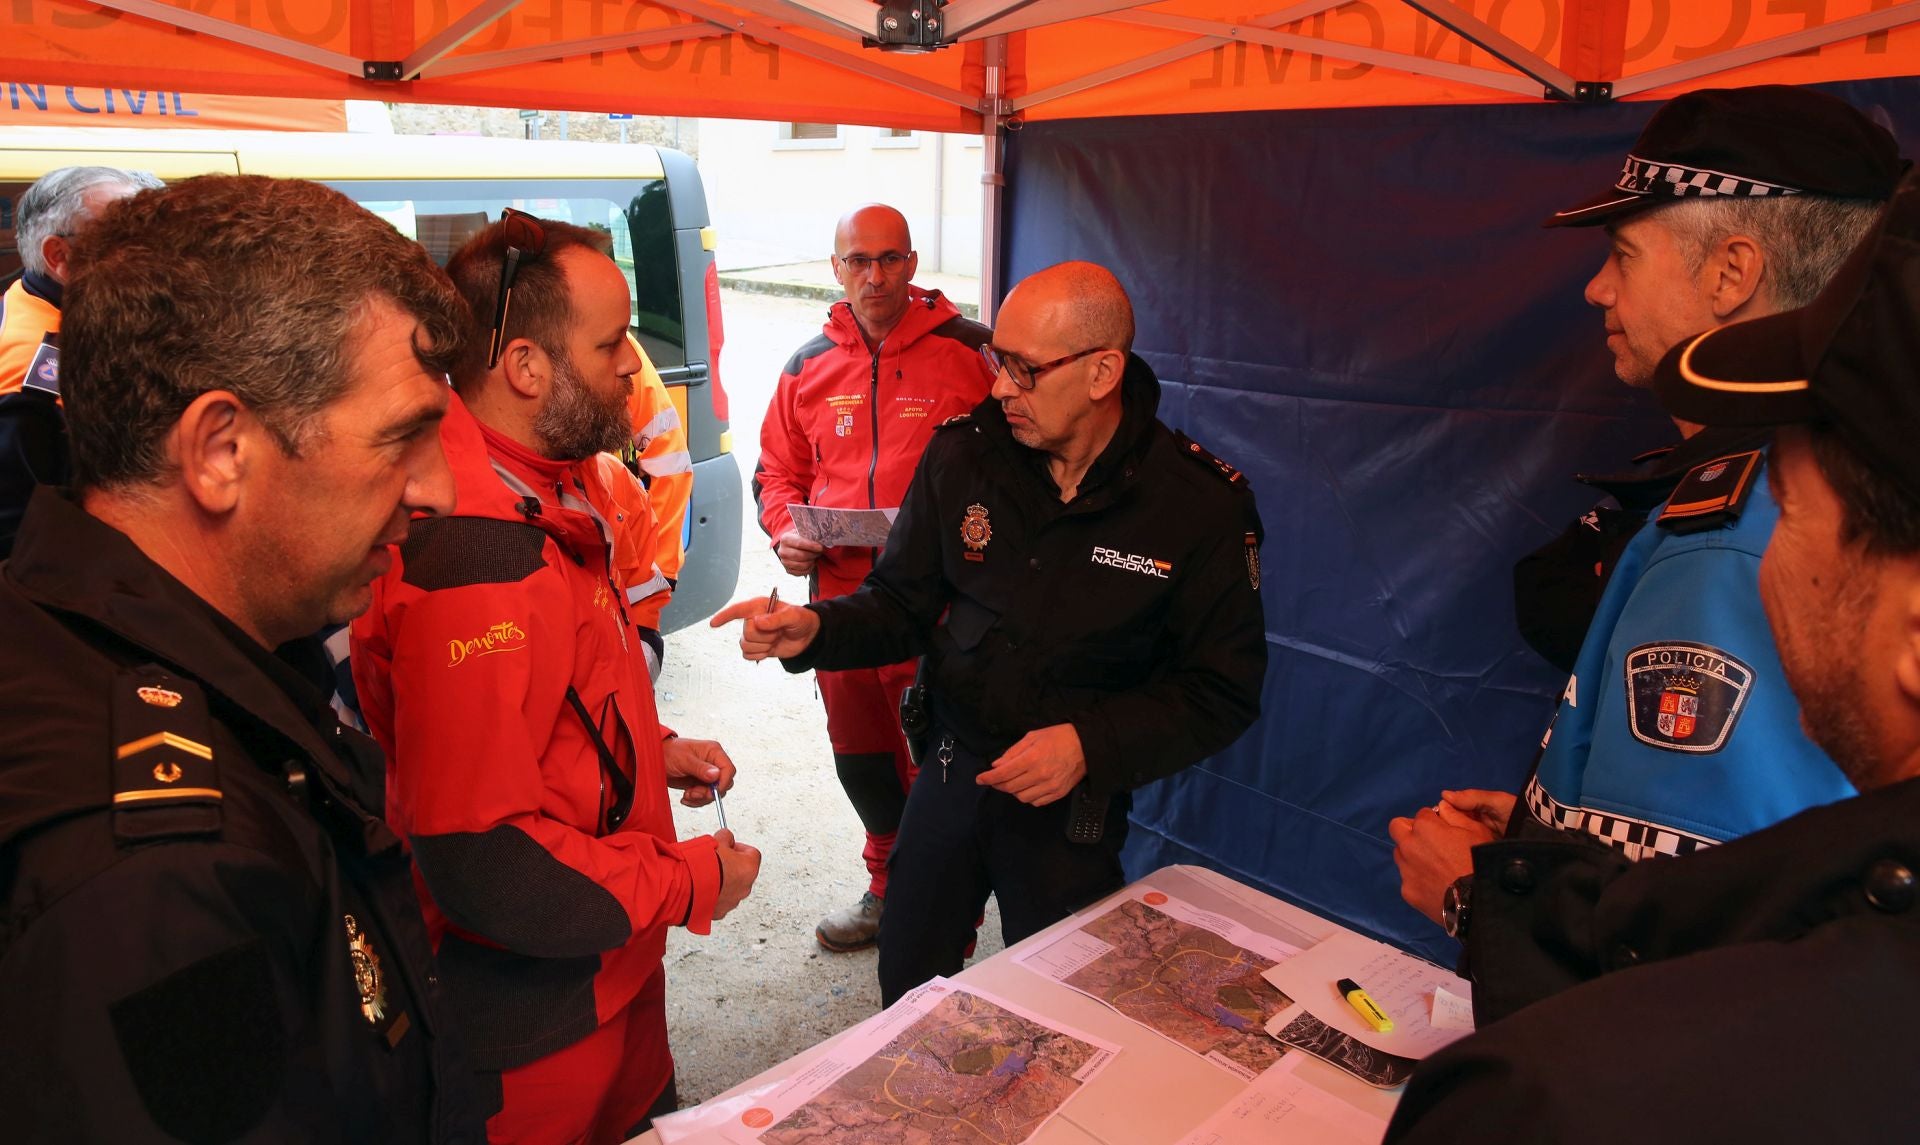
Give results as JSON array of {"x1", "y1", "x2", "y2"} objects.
[{"x1": 354, "y1": 213, "x2": 760, "y2": 1144}]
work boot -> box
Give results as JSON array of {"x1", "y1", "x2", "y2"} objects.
[{"x1": 816, "y1": 892, "x2": 883, "y2": 952}]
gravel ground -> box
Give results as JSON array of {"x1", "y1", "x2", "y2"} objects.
[{"x1": 655, "y1": 287, "x2": 1004, "y2": 1105}]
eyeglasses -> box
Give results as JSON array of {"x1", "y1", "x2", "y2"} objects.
[
  {"x1": 838, "y1": 252, "x2": 912, "y2": 276},
  {"x1": 980, "y1": 344, "x2": 1108, "y2": 391},
  {"x1": 488, "y1": 207, "x2": 548, "y2": 369}
]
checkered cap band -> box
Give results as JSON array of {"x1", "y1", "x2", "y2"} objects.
[
  {"x1": 1524, "y1": 776, "x2": 1719, "y2": 862},
  {"x1": 1617, "y1": 154, "x2": 1802, "y2": 202}
]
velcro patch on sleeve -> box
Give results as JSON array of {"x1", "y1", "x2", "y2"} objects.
[{"x1": 110, "y1": 939, "x2": 286, "y2": 1144}]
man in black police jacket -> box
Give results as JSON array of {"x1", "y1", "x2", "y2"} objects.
[
  {"x1": 0, "y1": 175, "x2": 489, "y2": 1142},
  {"x1": 1388, "y1": 164, "x2": 1920, "y2": 1144},
  {"x1": 714, "y1": 260, "x2": 1267, "y2": 1004}
]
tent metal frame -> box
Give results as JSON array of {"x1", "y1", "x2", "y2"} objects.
[
  {"x1": 89, "y1": 0, "x2": 1920, "y2": 121},
  {"x1": 78, "y1": 0, "x2": 1920, "y2": 322}
]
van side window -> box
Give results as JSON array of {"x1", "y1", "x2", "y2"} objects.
[
  {"x1": 626, "y1": 180, "x2": 684, "y2": 371},
  {"x1": 324, "y1": 176, "x2": 685, "y2": 369}
]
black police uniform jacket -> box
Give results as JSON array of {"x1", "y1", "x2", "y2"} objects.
[
  {"x1": 0, "y1": 490, "x2": 487, "y2": 1144},
  {"x1": 790, "y1": 352, "x2": 1267, "y2": 800},
  {"x1": 1386, "y1": 777, "x2": 1920, "y2": 1143}
]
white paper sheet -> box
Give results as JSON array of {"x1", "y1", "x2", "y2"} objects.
[
  {"x1": 651, "y1": 978, "x2": 1118, "y2": 1144},
  {"x1": 1015, "y1": 886, "x2": 1301, "y2": 1079},
  {"x1": 787, "y1": 503, "x2": 897, "y2": 548},
  {"x1": 1173, "y1": 1054, "x2": 1389, "y2": 1145},
  {"x1": 1259, "y1": 931, "x2": 1473, "y2": 1059}
]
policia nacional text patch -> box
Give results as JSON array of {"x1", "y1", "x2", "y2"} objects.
[{"x1": 1624, "y1": 641, "x2": 1754, "y2": 753}]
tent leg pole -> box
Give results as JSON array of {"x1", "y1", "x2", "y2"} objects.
[{"x1": 980, "y1": 34, "x2": 1009, "y2": 327}]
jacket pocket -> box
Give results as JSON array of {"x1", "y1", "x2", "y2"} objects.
[{"x1": 944, "y1": 595, "x2": 999, "y2": 652}]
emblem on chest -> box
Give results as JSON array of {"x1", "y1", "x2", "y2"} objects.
[
  {"x1": 345, "y1": 913, "x2": 387, "y2": 1026},
  {"x1": 961, "y1": 503, "x2": 992, "y2": 561}
]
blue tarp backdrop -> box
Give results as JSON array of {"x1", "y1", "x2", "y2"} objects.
[{"x1": 999, "y1": 77, "x2": 1920, "y2": 963}]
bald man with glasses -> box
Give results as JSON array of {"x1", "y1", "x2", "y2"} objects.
[
  {"x1": 751, "y1": 203, "x2": 996, "y2": 954},
  {"x1": 718, "y1": 260, "x2": 1268, "y2": 1003}
]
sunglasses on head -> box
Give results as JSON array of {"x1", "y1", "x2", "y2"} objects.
[{"x1": 488, "y1": 207, "x2": 548, "y2": 369}]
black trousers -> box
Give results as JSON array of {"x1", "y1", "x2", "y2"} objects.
[{"x1": 876, "y1": 730, "x2": 1131, "y2": 1005}]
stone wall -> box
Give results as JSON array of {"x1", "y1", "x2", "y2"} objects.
[{"x1": 386, "y1": 103, "x2": 697, "y2": 158}]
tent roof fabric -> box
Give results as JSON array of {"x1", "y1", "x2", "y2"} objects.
[{"x1": 4, "y1": 1, "x2": 1919, "y2": 132}]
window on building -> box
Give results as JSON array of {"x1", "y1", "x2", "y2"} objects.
[{"x1": 775, "y1": 122, "x2": 844, "y2": 151}]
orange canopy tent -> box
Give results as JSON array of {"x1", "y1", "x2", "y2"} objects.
[
  {"x1": 11, "y1": 0, "x2": 1920, "y2": 301},
  {"x1": 6, "y1": 1, "x2": 1920, "y2": 300},
  {"x1": 3, "y1": 1, "x2": 1920, "y2": 126},
  {"x1": 6, "y1": 1, "x2": 1920, "y2": 129}
]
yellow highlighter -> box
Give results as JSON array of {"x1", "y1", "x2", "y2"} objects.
[{"x1": 1337, "y1": 978, "x2": 1395, "y2": 1033}]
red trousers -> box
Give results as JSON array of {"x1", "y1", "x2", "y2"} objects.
[
  {"x1": 816, "y1": 659, "x2": 918, "y2": 897},
  {"x1": 488, "y1": 969, "x2": 670, "y2": 1145}
]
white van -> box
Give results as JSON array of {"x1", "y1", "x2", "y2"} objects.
[{"x1": 0, "y1": 127, "x2": 741, "y2": 630}]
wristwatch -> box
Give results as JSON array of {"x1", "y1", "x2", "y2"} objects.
[{"x1": 1442, "y1": 875, "x2": 1473, "y2": 940}]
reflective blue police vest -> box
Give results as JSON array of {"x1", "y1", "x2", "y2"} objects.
[{"x1": 1525, "y1": 446, "x2": 1854, "y2": 860}]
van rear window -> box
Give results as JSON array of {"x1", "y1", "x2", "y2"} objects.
[{"x1": 323, "y1": 177, "x2": 686, "y2": 369}]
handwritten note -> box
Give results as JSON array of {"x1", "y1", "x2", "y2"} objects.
[
  {"x1": 1430, "y1": 985, "x2": 1475, "y2": 1032},
  {"x1": 1260, "y1": 930, "x2": 1474, "y2": 1059},
  {"x1": 1173, "y1": 1054, "x2": 1388, "y2": 1145}
]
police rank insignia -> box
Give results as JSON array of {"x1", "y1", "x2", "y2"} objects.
[
  {"x1": 961, "y1": 503, "x2": 992, "y2": 561},
  {"x1": 112, "y1": 668, "x2": 221, "y2": 842},
  {"x1": 136, "y1": 684, "x2": 184, "y2": 708},
  {"x1": 1244, "y1": 531, "x2": 1260, "y2": 590},
  {"x1": 1625, "y1": 642, "x2": 1754, "y2": 753},
  {"x1": 1658, "y1": 450, "x2": 1763, "y2": 534}
]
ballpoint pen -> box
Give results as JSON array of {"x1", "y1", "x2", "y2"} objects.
[
  {"x1": 749, "y1": 586, "x2": 780, "y2": 670},
  {"x1": 714, "y1": 588, "x2": 780, "y2": 819}
]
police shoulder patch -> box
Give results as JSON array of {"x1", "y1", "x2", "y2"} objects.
[
  {"x1": 937, "y1": 412, "x2": 975, "y2": 431},
  {"x1": 1624, "y1": 641, "x2": 1755, "y2": 754},
  {"x1": 111, "y1": 667, "x2": 222, "y2": 839},
  {"x1": 1658, "y1": 449, "x2": 1763, "y2": 533},
  {"x1": 1174, "y1": 432, "x2": 1246, "y2": 486}
]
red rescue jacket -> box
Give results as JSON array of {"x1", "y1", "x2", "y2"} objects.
[
  {"x1": 753, "y1": 287, "x2": 994, "y2": 598},
  {"x1": 352, "y1": 395, "x2": 719, "y2": 1076}
]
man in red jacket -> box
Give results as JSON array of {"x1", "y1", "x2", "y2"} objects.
[
  {"x1": 352, "y1": 214, "x2": 762, "y2": 1145},
  {"x1": 754, "y1": 203, "x2": 995, "y2": 951}
]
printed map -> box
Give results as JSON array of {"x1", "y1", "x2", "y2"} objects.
[
  {"x1": 759, "y1": 989, "x2": 1105, "y2": 1145},
  {"x1": 1063, "y1": 898, "x2": 1293, "y2": 1077}
]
